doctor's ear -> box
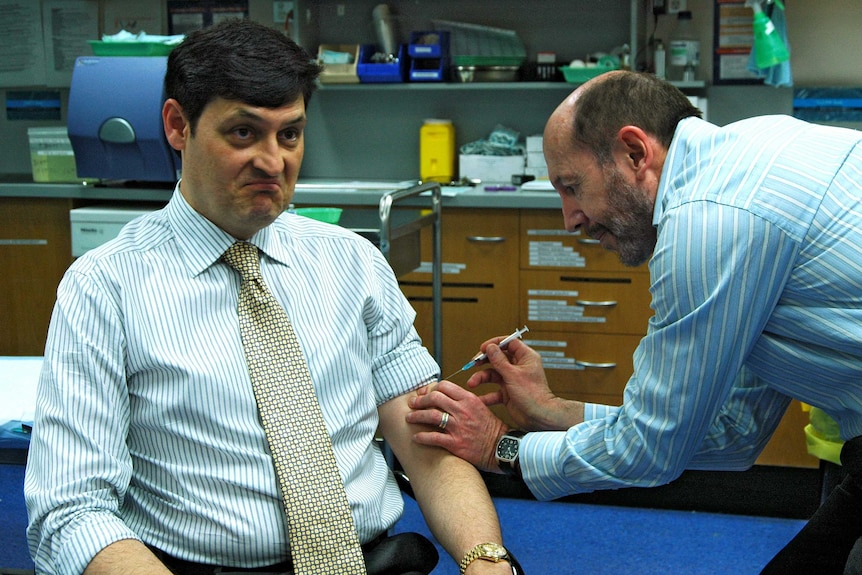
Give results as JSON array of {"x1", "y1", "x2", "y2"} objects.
[
  {"x1": 162, "y1": 99, "x2": 189, "y2": 151},
  {"x1": 617, "y1": 126, "x2": 651, "y2": 172}
]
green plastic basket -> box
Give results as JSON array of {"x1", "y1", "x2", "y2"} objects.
[
  {"x1": 559, "y1": 63, "x2": 618, "y2": 84},
  {"x1": 294, "y1": 207, "x2": 343, "y2": 224},
  {"x1": 88, "y1": 40, "x2": 177, "y2": 56}
]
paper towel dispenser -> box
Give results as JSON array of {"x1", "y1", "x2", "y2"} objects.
[{"x1": 68, "y1": 56, "x2": 180, "y2": 183}]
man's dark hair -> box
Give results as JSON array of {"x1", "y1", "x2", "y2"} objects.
[
  {"x1": 573, "y1": 71, "x2": 702, "y2": 165},
  {"x1": 165, "y1": 19, "x2": 323, "y2": 133}
]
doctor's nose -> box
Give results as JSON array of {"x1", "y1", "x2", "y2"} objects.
[{"x1": 562, "y1": 204, "x2": 588, "y2": 232}]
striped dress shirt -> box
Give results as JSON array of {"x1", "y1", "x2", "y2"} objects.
[
  {"x1": 24, "y1": 188, "x2": 439, "y2": 575},
  {"x1": 523, "y1": 115, "x2": 862, "y2": 501}
]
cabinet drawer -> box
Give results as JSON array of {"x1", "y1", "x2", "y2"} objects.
[
  {"x1": 402, "y1": 283, "x2": 518, "y2": 379},
  {"x1": 524, "y1": 330, "x2": 640, "y2": 400},
  {"x1": 520, "y1": 210, "x2": 649, "y2": 273},
  {"x1": 521, "y1": 270, "x2": 651, "y2": 335},
  {"x1": 401, "y1": 208, "x2": 519, "y2": 285}
]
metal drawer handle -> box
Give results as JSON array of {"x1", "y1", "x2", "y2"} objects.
[
  {"x1": 466, "y1": 236, "x2": 507, "y2": 243},
  {"x1": 577, "y1": 238, "x2": 601, "y2": 245},
  {"x1": 575, "y1": 299, "x2": 618, "y2": 307},
  {"x1": 575, "y1": 360, "x2": 617, "y2": 369}
]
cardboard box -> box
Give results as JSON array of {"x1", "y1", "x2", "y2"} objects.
[
  {"x1": 525, "y1": 166, "x2": 549, "y2": 179},
  {"x1": 526, "y1": 135, "x2": 544, "y2": 153},
  {"x1": 527, "y1": 151, "x2": 546, "y2": 168},
  {"x1": 318, "y1": 44, "x2": 360, "y2": 84},
  {"x1": 459, "y1": 154, "x2": 524, "y2": 183}
]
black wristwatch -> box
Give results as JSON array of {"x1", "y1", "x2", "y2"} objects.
[{"x1": 495, "y1": 430, "x2": 526, "y2": 477}]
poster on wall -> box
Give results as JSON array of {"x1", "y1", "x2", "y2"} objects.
[
  {"x1": 103, "y1": 0, "x2": 164, "y2": 35},
  {"x1": 167, "y1": 0, "x2": 249, "y2": 35},
  {"x1": 0, "y1": 1, "x2": 47, "y2": 87},
  {"x1": 713, "y1": 0, "x2": 762, "y2": 84},
  {"x1": 42, "y1": 0, "x2": 99, "y2": 87}
]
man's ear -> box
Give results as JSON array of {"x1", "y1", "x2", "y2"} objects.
[
  {"x1": 615, "y1": 126, "x2": 652, "y2": 177},
  {"x1": 162, "y1": 98, "x2": 189, "y2": 151}
]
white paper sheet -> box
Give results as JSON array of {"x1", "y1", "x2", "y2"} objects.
[{"x1": 0, "y1": 356, "x2": 42, "y2": 425}]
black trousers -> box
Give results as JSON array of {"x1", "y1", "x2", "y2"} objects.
[
  {"x1": 153, "y1": 532, "x2": 438, "y2": 575},
  {"x1": 761, "y1": 435, "x2": 862, "y2": 574}
]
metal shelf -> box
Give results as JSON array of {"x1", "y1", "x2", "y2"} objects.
[{"x1": 319, "y1": 81, "x2": 574, "y2": 91}]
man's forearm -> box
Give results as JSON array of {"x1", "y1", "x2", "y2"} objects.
[
  {"x1": 83, "y1": 539, "x2": 173, "y2": 575},
  {"x1": 379, "y1": 394, "x2": 512, "y2": 573},
  {"x1": 411, "y1": 452, "x2": 501, "y2": 552}
]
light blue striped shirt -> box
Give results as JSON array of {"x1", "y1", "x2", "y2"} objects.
[
  {"x1": 24, "y1": 188, "x2": 439, "y2": 575},
  {"x1": 523, "y1": 115, "x2": 862, "y2": 501}
]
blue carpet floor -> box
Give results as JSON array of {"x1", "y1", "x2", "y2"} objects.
[
  {"x1": 393, "y1": 495, "x2": 806, "y2": 575},
  {"x1": 2, "y1": 460, "x2": 807, "y2": 575}
]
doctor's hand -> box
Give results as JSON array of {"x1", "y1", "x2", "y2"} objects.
[
  {"x1": 407, "y1": 380, "x2": 508, "y2": 473},
  {"x1": 467, "y1": 338, "x2": 555, "y2": 428},
  {"x1": 468, "y1": 338, "x2": 583, "y2": 432}
]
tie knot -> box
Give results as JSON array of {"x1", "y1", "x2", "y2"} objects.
[{"x1": 223, "y1": 242, "x2": 262, "y2": 280}]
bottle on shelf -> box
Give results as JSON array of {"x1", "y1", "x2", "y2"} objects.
[
  {"x1": 653, "y1": 39, "x2": 666, "y2": 80},
  {"x1": 420, "y1": 119, "x2": 455, "y2": 184},
  {"x1": 668, "y1": 10, "x2": 700, "y2": 83},
  {"x1": 751, "y1": 3, "x2": 789, "y2": 68}
]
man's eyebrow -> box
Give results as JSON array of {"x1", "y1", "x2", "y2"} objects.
[{"x1": 223, "y1": 108, "x2": 307, "y2": 127}]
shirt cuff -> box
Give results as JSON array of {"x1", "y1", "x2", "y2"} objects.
[
  {"x1": 56, "y1": 513, "x2": 141, "y2": 575},
  {"x1": 583, "y1": 402, "x2": 620, "y2": 421},
  {"x1": 518, "y1": 430, "x2": 578, "y2": 501}
]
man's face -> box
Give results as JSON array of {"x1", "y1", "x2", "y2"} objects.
[
  {"x1": 547, "y1": 144, "x2": 657, "y2": 267},
  {"x1": 170, "y1": 96, "x2": 307, "y2": 240}
]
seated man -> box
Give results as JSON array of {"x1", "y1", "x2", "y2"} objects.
[{"x1": 24, "y1": 19, "x2": 515, "y2": 575}]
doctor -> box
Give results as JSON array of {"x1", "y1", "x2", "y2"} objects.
[{"x1": 408, "y1": 70, "x2": 862, "y2": 574}]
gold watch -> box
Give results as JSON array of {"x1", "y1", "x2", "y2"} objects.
[{"x1": 460, "y1": 542, "x2": 512, "y2": 574}]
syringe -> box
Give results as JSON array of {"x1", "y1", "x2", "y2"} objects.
[{"x1": 444, "y1": 325, "x2": 529, "y2": 380}]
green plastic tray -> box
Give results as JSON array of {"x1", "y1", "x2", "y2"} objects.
[
  {"x1": 294, "y1": 207, "x2": 343, "y2": 224},
  {"x1": 559, "y1": 64, "x2": 618, "y2": 84},
  {"x1": 89, "y1": 40, "x2": 177, "y2": 57}
]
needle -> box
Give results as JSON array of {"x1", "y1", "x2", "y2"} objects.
[{"x1": 443, "y1": 325, "x2": 529, "y2": 380}]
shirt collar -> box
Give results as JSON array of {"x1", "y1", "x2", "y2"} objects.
[
  {"x1": 164, "y1": 183, "x2": 293, "y2": 276},
  {"x1": 653, "y1": 116, "x2": 713, "y2": 227}
]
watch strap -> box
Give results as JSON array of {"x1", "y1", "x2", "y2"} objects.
[{"x1": 459, "y1": 542, "x2": 511, "y2": 575}]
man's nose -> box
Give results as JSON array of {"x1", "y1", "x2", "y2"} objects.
[
  {"x1": 561, "y1": 202, "x2": 588, "y2": 232},
  {"x1": 253, "y1": 137, "x2": 285, "y2": 176}
]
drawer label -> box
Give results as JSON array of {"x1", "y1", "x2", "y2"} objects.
[
  {"x1": 528, "y1": 240, "x2": 585, "y2": 267},
  {"x1": 528, "y1": 289, "x2": 578, "y2": 297},
  {"x1": 523, "y1": 339, "x2": 566, "y2": 348},
  {"x1": 528, "y1": 298, "x2": 607, "y2": 323},
  {"x1": 413, "y1": 261, "x2": 466, "y2": 274}
]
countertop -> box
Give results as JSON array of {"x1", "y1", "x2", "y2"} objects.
[{"x1": 0, "y1": 176, "x2": 561, "y2": 210}]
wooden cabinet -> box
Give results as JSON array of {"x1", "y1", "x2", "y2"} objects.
[
  {"x1": 518, "y1": 210, "x2": 651, "y2": 407},
  {"x1": 400, "y1": 208, "x2": 520, "y2": 380},
  {"x1": 0, "y1": 197, "x2": 75, "y2": 356}
]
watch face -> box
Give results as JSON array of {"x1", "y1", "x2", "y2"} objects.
[
  {"x1": 479, "y1": 543, "x2": 508, "y2": 559},
  {"x1": 496, "y1": 437, "x2": 519, "y2": 461}
]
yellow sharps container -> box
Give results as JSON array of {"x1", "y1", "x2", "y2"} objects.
[{"x1": 420, "y1": 119, "x2": 455, "y2": 184}]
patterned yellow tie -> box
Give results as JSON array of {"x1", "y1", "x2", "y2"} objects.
[{"x1": 222, "y1": 241, "x2": 366, "y2": 575}]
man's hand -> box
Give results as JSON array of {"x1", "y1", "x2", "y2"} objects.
[
  {"x1": 465, "y1": 338, "x2": 573, "y2": 431},
  {"x1": 407, "y1": 380, "x2": 507, "y2": 472}
]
